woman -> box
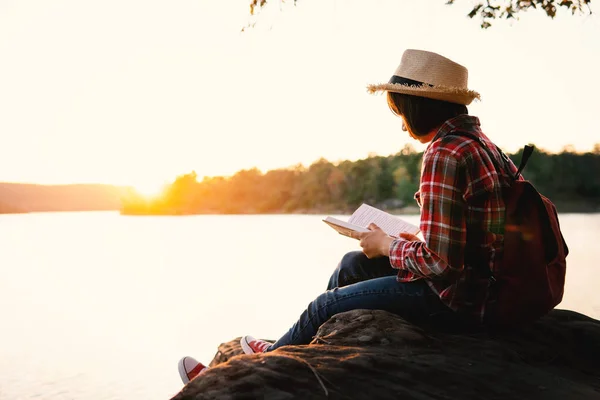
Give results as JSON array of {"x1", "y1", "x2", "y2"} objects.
[{"x1": 177, "y1": 49, "x2": 519, "y2": 385}]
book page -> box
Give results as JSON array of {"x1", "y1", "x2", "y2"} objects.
[{"x1": 348, "y1": 204, "x2": 420, "y2": 237}]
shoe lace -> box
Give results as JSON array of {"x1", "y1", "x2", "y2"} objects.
[{"x1": 252, "y1": 339, "x2": 271, "y2": 353}]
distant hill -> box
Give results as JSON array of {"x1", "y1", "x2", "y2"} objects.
[{"x1": 0, "y1": 183, "x2": 135, "y2": 213}]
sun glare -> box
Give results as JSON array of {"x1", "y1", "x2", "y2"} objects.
[{"x1": 134, "y1": 181, "x2": 166, "y2": 198}]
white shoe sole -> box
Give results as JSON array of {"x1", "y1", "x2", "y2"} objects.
[
  {"x1": 178, "y1": 357, "x2": 191, "y2": 384},
  {"x1": 240, "y1": 336, "x2": 255, "y2": 355}
]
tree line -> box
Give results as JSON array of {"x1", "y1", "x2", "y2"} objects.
[{"x1": 121, "y1": 144, "x2": 600, "y2": 215}]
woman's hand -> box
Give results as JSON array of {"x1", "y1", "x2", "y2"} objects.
[
  {"x1": 353, "y1": 223, "x2": 395, "y2": 259},
  {"x1": 399, "y1": 232, "x2": 422, "y2": 242}
]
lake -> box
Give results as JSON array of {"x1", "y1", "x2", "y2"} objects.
[{"x1": 0, "y1": 212, "x2": 598, "y2": 399}]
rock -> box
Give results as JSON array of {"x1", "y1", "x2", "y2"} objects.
[{"x1": 171, "y1": 309, "x2": 600, "y2": 400}]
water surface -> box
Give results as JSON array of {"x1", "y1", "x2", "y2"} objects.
[{"x1": 0, "y1": 212, "x2": 597, "y2": 399}]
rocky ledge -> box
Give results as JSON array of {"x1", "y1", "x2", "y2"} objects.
[{"x1": 171, "y1": 309, "x2": 600, "y2": 400}]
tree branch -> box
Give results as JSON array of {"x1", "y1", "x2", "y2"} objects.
[{"x1": 249, "y1": 0, "x2": 592, "y2": 28}]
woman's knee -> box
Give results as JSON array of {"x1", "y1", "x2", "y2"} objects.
[
  {"x1": 338, "y1": 251, "x2": 367, "y2": 271},
  {"x1": 332, "y1": 251, "x2": 368, "y2": 288}
]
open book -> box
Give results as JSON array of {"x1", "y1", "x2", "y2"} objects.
[{"x1": 323, "y1": 203, "x2": 420, "y2": 239}]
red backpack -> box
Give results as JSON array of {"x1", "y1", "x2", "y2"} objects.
[{"x1": 462, "y1": 133, "x2": 569, "y2": 327}]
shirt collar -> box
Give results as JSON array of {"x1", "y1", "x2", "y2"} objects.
[{"x1": 430, "y1": 114, "x2": 481, "y2": 144}]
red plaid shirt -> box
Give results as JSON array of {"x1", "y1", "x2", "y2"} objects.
[{"x1": 389, "y1": 115, "x2": 519, "y2": 321}]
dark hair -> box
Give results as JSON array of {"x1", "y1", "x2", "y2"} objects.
[{"x1": 387, "y1": 92, "x2": 468, "y2": 137}]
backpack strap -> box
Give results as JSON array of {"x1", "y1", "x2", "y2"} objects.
[
  {"x1": 448, "y1": 131, "x2": 533, "y2": 181},
  {"x1": 514, "y1": 145, "x2": 534, "y2": 180}
]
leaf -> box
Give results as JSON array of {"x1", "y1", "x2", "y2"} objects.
[{"x1": 468, "y1": 3, "x2": 484, "y2": 18}]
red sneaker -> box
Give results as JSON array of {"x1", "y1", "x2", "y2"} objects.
[
  {"x1": 240, "y1": 335, "x2": 273, "y2": 354},
  {"x1": 178, "y1": 356, "x2": 207, "y2": 384}
]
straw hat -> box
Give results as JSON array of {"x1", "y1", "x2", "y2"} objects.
[{"x1": 367, "y1": 49, "x2": 480, "y2": 105}]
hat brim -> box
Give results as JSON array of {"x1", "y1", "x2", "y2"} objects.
[{"x1": 367, "y1": 83, "x2": 480, "y2": 106}]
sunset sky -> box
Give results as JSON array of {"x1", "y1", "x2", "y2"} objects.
[{"x1": 1, "y1": 0, "x2": 598, "y2": 193}]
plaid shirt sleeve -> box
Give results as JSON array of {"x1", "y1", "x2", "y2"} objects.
[{"x1": 389, "y1": 145, "x2": 467, "y2": 279}]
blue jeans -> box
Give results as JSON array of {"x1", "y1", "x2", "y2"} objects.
[{"x1": 267, "y1": 251, "x2": 457, "y2": 351}]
